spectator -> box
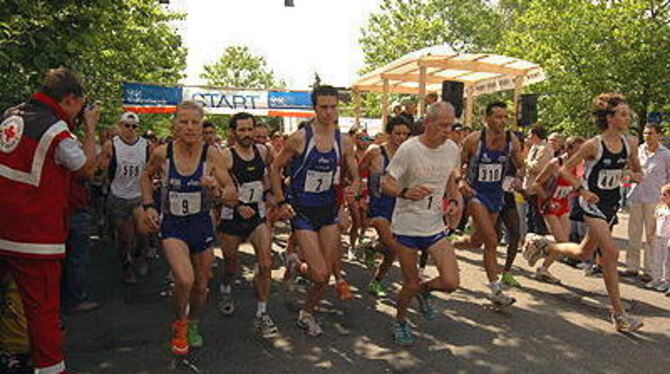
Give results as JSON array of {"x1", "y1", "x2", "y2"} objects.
[
  {"x1": 624, "y1": 123, "x2": 670, "y2": 278},
  {"x1": 523, "y1": 125, "x2": 552, "y2": 234},
  {"x1": 0, "y1": 68, "x2": 98, "y2": 374},
  {"x1": 548, "y1": 132, "x2": 564, "y2": 157}
]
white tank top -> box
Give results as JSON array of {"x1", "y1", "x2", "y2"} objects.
[{"x1": 110, "y1": 136, "x2": 147, "y2": 199}]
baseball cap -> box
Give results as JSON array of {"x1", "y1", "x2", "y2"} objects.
[
  {"x1": 120, "y1": 111, "x2": 140, "y2": 124},
  {"x1": 452, "y1": 124, "x2": 464, "y2": 131}
]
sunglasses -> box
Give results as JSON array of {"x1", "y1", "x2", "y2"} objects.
[{"x1": 124, "y1": 123, "x2": 139, "y2": 130}]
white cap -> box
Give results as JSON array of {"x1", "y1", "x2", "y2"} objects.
[{"x1": 120, "y1": 111, "x2": 140, "y2": 124}]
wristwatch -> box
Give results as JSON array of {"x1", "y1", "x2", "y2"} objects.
[{"x1": 142, "y1": 203, "x2": 157, "y2": 211}]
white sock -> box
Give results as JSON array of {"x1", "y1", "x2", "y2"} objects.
[
  {"x1": 220, "y1": 284, "x2": 231, "y2": 294},
  {"x1": 488, "y1": 282, "x2": 501, "y2": 293},
  {"x1": 257, "y1": 301, "x2": 267, "y2": 317},
  {"x1": 299, "y1": 309, "x2": 312, "y2": 320}
]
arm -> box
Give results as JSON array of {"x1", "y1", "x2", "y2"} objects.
[
  {"x1": 206, "y1": 147, "x2": 237, "y2": 205},
  {"x1": 74, "y1": 106, "x2": 100, "y2": 179},
  {"x1": 627, "y1": 137, "x2": 643, "y2": 181},
  {"x1": 381, "y1": 144, "x2": 431, "y2": 200},
  {"x1": 458, "y1": 132, "x2": 477, "y2": 197},
  {"x1": 270, "y1": 132, "x2": 301, "y2": 203},
  {"x1": 98, "y1": 140, "x2": 113, "y2": 172},
  {"x1": 140, "y1": 145, "x2": 167, "y2": 232},
  {"x1": 559, "y1": 139, "x2": 599, "y2": 203},
  {"x1": 511, "y1": 135, "x2": 527, "y2": 180},
  {"x1": 342, "y1": 135, "x2": 361, "y2": 196},
  {"x1": 359, "y1": 145, "x2": 380, "y2": 173},
  {"x1": 532, "y1": 158, "x2": 559, "y2": 201}
]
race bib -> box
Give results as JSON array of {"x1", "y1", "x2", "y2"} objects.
[
  {"x1": 168, "y1": 191, "x2": 201, "y2": 216},
  {"x1": 304, "y1": 170, "x2": 333, "y2": 193},
  {"x1": 119, "y1": 161, "x2": 141, "y2": 179},
  {"x1": 478, "y1": 164, "x2": 503, "y2": 183},
  {"x1": 596, "y1": 169, "x2": 622, "y2": 190},
  {"x1": 553, "y1": 185, "x2": 573, "y2": 199},
  {"x1": 239, "y1": 181, "x2": 264, "y2": 203}
]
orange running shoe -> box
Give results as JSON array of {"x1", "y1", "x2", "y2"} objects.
[
  {"x1": 336, "y1": 280, "x2": 354, "y2": 300},
  {"x1": 171, "y1": 319, "x2": 189, "y2": 355}
]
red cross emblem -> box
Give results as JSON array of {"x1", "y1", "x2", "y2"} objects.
[{"x1": 4, "y1": 125, "x2": 16, "y2": 141}]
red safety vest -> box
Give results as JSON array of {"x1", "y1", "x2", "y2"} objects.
[{"x1": 0, "y1": 93, "x2": 75, "y2": 259}]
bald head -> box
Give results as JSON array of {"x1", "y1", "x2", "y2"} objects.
[{"x1": 425, "y1": 101, "x2": 455, "y2": 123}]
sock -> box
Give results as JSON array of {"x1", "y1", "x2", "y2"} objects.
[
  {"x1": 257, "y1": 301, "x2": 267, "y2": 317},
  {"x1": 220, "y1": 284, "x2": 231, "y2": 294},
  {"x1": 488, "y1": 282, "x2": 501, "y2": 294},
  {"x1": 299, "y1": 309, "x2": 312, "y2": 321}
]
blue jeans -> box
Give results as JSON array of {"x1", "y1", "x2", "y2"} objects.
[{"x1": 62, "y1": 210, "x2": 94, "y2": 309}]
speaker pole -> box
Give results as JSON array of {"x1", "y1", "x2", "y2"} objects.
[
  {"x1": 513, "y1": 76, "x2": 523, "y2": 130},
  {"x1": 465, "y1": 85, "x2": 474, "y2": 126},
  {"x1": 381, "y1": 79, "x2": 389, "y2": 126},
  {"x1": 418, "y1": 66, "x2": 427, "y2": 117},
  {"x1": 353, "y1": 90, "x2": 361, "y2": 127}
]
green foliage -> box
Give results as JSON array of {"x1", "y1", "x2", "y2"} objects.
[
  {"x1": 201, "y1": 45, "x2": 286, "y2": 89},
  {"x1": 0, "y1": 0, "x2": 187, "y2": 134}
]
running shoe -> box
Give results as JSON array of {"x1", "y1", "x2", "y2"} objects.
[
  {"x1": 619, "y1": 269, "x2": 638, "y2": 278},
  {"x1": 255, "y1": 313, "x2": 279, "y2": 337},
  {"x1": 171, "y1": 320, "x2": 189, "y2": 355},
  {"x1": 297, "y1": 312, "x2": 322, "y2": 337},
  {"x1": 644, "y1": 280, "x2": 664, "y2": 290},
  {"x1": 535, "y1": 267, "x2": 561, "y2": 284},
  {"x1": 218, "y1": 292, "x2": 235, "y2": 316},
  {"x1": 368, "y1": 280, "x2": 387, "y2": 298},
  {"x1": 654, "y1": 281, "x2": 669, "y2": 293},
  {"x1": 336, "y1": 280, "x2": 354, "y2": 300},
  {"x1": 522, "y1": 233, "x2": 550, "y2": 267},
  {"x1": 611, "y1": 312, "x2": 644, "y2": 332},
  {"x1": 187, "y1": 320, "x2": 203, "y2": 348},
  {"x1": 416, "y1": 290, "x2": 436, "y2": 319},
  {"x1": 392, "y1": 320, "x2": 414, "y2": 346},
  {"x1": 487, "y1": 289, "x2": 516, "y2": 307},
  {"x1": 501, "y1": 272, "x2": 522, "y2": 288}
]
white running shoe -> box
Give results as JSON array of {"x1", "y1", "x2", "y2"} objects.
[{"x1": 535, "y1": 267, "x2": 561, "y2": 284}]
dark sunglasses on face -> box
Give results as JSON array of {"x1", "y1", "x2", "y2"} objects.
[{"x1": 124, "y1": 123, "x2": 139, "y2": 130}]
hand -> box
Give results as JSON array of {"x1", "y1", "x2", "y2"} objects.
[
  {"x1": 144, "y1": 207, "x2": 160, "y2": 233},
  {"x1": 458, "y1": 180, "x2": 476, "y2": 198},
  {"x1": 344, "y1": 186, "x2": 356, "y2": 204},
  {"x1": 83, "y1": 104, "x2": 100, "y2": 130},
  {"x1": 237, "y1": 205, "x2": 256, "y2": 220},
  {"x1": 404, "y1": 185, "x2": 433, "y2": 201},
  {"x1": 580, "y1": 189, "x2": 599, "y2": 204},
  {"x1": 279, "y1": 202, "x2": 296, "y2": 220},
  {"x1": 201, "y1": 175, "x2": 217, "y2": 190},
  {"x1": 221, "y1": 185, "x2": 238, "y2": 205}
]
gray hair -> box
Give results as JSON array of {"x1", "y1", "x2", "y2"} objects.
[{"x1": 425, "y1": 101, "x2": 455, "y2": 123}]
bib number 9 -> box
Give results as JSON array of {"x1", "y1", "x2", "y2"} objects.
[
  {"x1": 168, "y1": 191, "x2": 201, "y2": 216},
  {"x1": 596, "y1": 169, "x2": 622, "y2": 190},
  {"x1": 304, "y1": 170, "x2": 333, "y2": 193},
  {"x1": 478, "y1": 164, "x2": 503, "y2": 183}
]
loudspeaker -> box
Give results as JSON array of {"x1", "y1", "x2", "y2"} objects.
[
  {"x1": 519, "y1": 94, "x2": 538, "y2": 127},
  {"x1": 441, "y1": 81, "x2": 464, "y2": 118},
  {"x1": 285, "y1": 0, "x2": 294, "y2": 6}
]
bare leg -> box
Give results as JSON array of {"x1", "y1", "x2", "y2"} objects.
[
  {"x1": 468, "y1": 201, "x2": 500, "y2": 282},
  {"x1": 421, "y1": 238, "x2": 460, "y2": 293},
  {"x1": 541, "y1": 213, "x2": 570, "y2": 268},
  {"x1": 249, "y1": 223, "x2": 273, "y2": 303},
  {"x1": 293, "y1": 230, "x2": 330, "y2": 313},
  {"x1": 395, "y1": 245, "x2": 419, "y2": 321},
  {"x1": 162, "y1": 239, "x2": 195, "y2": 319},
  {"x1": 189, "y1": 248, "x2": 214, "y2": 319},
  {"x1": 370, "y1": 218, "x2": 397, "y2": 282}
]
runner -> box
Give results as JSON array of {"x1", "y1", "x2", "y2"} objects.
[
  {"x1": 140, "y1": 100, "x2": 234, "y2": 355},
  {"x1": 531, "y1": 135, "x2": 585, "y2": 284},
  {"x1": 347, "y1": 129, "x2": 372, "y2": 260},
  {"x1": 453, "y1": 101, "x2": 525, "y2": 307},
  {"x1": 359, "y1": 116, "x2": 411, "y2": 297},
  {"x1": 100, "y1": 112, "x2": 150, "y2": 283},
  {"x1": 381, "y1": 102, "x2": 461, "y2": 345},
  {"x1": 523, "y1": 93, "x2": 644, "y2": 331},
  {"x1": 216, "y1": 112, "x2": 278, "y2": 337},
  {"x1": 270, "y1": 85, "x2": 360, "y2": 337}
]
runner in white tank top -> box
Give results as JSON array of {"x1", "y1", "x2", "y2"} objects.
[{"x1": 100, "y1": 111, "x2": 150, "y2": 284}]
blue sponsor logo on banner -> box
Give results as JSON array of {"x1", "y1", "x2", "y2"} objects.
[
  {"x1": 123, "y1": 83, "x2": 181, "y2": 106},
  {"x1": 268, "y1": 91, "x2": 312, "y2": 109}
]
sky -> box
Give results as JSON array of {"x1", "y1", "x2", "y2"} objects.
[{"x1": 179, "y1": 0, "x2": 382, "y2": 90}]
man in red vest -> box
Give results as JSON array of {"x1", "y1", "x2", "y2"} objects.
[{"x1": 0, "y1": 68, "x2": 99, "y2": 374}]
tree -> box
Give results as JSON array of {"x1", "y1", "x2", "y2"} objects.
[
  {"x1": 498, "y1": 0, "x2": 670, "y2": 137},
  {"x1": 0, "y1": 0, "x2": 187, "y2": 133},
  {"x1": 201, "y1": 45, "x2": 285, "y2": 89}
]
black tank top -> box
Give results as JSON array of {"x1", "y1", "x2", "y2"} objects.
[
  {"x1": 583, "y1": 135, "x2": 629, "y2": 207},
  {"x1": 224, "y1": 145, "x2": 267, "y2": 220}
]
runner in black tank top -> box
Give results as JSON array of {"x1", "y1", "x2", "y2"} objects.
[
  {"x1": 522, "y1": 93, "x2": 644, "y2": 332},
  {"x1": 216, "y1": 112, "x2": 278, "y2": 337}
]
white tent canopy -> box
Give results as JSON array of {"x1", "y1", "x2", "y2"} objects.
[{"x1": 350, "y1": 45, "x2": 546, "y2": 126}]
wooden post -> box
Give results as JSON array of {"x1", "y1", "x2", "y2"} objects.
[
  {"x1": 418, "y1": 66, "x2": 427, "y2": 117},
  {"x1": 353, "y1": 90, "x2": 361, "y2": 126},
  {"x1": 465, "y1": 85, "x2": 474, "y2": 127},
  {"x1": 513, "y1": 76, "x2": 523, "y2": 130},
  {"x1": 381, "y1": 79, "x2": 389, "y2": 125}
]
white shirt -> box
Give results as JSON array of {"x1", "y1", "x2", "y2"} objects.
[
  {"x1": 387, "y1": 137, "x2": 460, "y2": 236},
  {"x1": 110, "y1": 136, "x2": 147, "y2": 199}
]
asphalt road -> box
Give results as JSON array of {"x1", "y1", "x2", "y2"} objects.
[{"x1": 64, "y1": 212, "x2": 670, "y2": 374}]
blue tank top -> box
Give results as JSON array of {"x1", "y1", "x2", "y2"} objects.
[
  {"x1": 467, "y1": 129, "x2": 511, "y2": 199},
  {"x1": 289, "y1": 125, "x2": 341, "y2": 207},
  {"x1": 161, "y1": 142, "x2": 210, "y2": 217}
]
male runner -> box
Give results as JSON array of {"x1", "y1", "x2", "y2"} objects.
[
  {"x1": 523, "y1": 93, "x2": 644, "y2": 331},
  {"x1": 360, "y1": 116, "x2": 411, "y2": 297},
  {"x1": 100, "y1": 112, "x2": 150, "y2": 283},
  {"x1": 140, "y1": 100, "x2": 234, "y2": 355},
  {"x1": 382, "y1": 102, "x2": 461, "y2": 345},
  {"x1": 217, "y1": 112, "x2": 278, "y2": 337},
  {"x1": 454, "y1": 101, "x2": 525, "y2": 307},
  {"x1": 270, "y1": 85, "x2": 360, "y2": 337}
]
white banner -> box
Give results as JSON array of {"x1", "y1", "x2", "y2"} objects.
[
  {"x1": 182, "y1": 87, "x2": 269, "y2": 114},
  {"x1": 472, "y1": 69, "x2": 546, "y2": 97}
]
